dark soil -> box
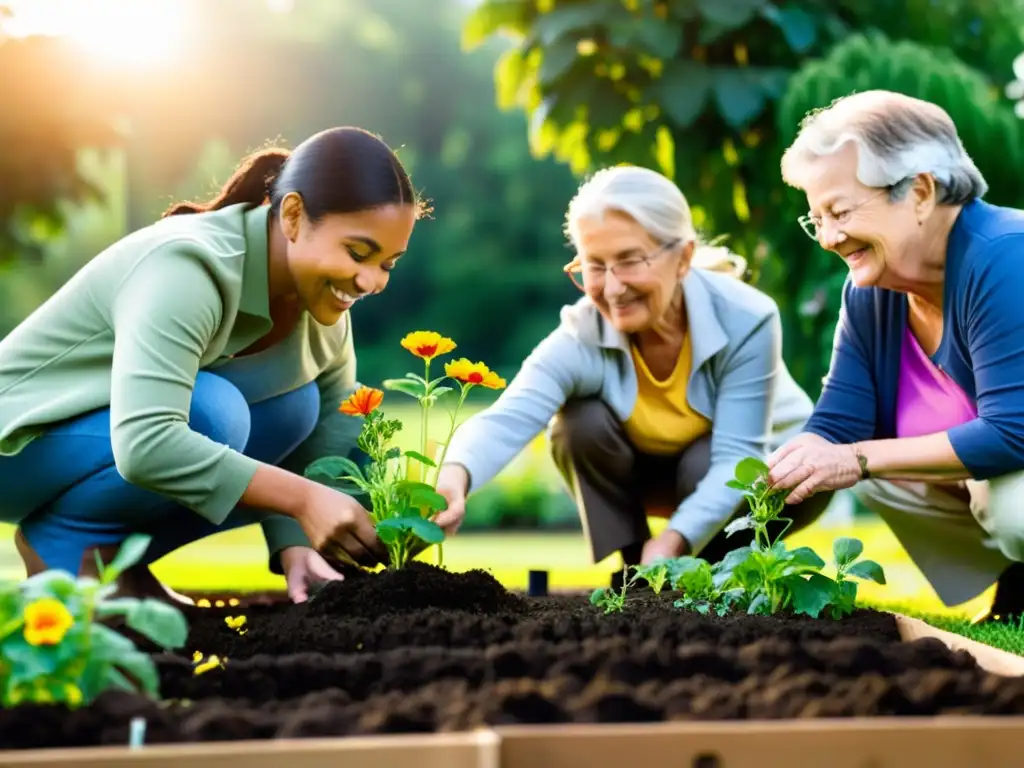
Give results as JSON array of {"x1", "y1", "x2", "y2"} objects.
[{"x1": 4, "y1": 562, "x2": 1024, "y2": 750}]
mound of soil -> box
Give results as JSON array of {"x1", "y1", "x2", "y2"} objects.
[{"x1": 2, "y1": 566, "x2": 1023, "y2": 750}]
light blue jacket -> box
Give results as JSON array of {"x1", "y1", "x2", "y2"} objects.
[{"x1": 443, "y1": 267, "x2": 814, "y2": 555}]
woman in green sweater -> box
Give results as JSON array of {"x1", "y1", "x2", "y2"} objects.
[{"x1": 0, "y1": 127, "x2": 424, "y2": 603}]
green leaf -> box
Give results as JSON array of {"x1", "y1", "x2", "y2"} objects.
[
  {"x1": 761, "y1": 3, "x2": 817, "y2": 52},
  {"x1": 533, "y1": 3, "x2": 606, "y2": 45},
  {"x1": 697, "y1": 0, "x2": 761, "y2": 27},
  {"x1": 94, "y1": 597, "x2": 138, "y2": 621},
  {"x1": 376, "y1": 516, "x2": 446, "y2": 545},
  {"x1": 611, "y1": 17, "x2": 682, "y2": 58},
  {"x1": 382, "y1": 378, "x2": 425, "y2": 399},
  {"x1": 304, "y1": 456, "x2": 366, "y2": 485},
  {"x1": 102, "y1": 534, "x2": 152, "y2": 582},
  {"x1": 88, "y1": 622, "x2": 139, "y2": 660},
  {"x1": 787, "y1": 546, "x2": 825, "y2": 570},
  {"x1": 1, "y1": 632, "x2": 61, "y2": 681},
  {"x1": 114, "y1": 650, "x2": 160, "y2": 697},
  {"x1": 653, "y1": 60, "x2": 712, "y2": 127},
  {"x1": 395, "y1": 480, "x2": 449, "y2": 511},
  {"x1": 539, "y1": 36, "x2": 578, "y2": 85},
  {"x1": 404, "y1": 450, "x2": 437, "y2": 468},
  {"x1": 461, "y1": 0, "x2": 532, "y2": 50},
  {"x1": 734, "y1": 456, "x2": 769, "y2": 485},
  {"x1": 712, "y1": 70, "x2": 770, "y2": 128},
  {"x1": 832, "y1": 537, "x2": 864, "y2": 568},
  {"x1": 845, "y1": 559, "x2": 886, "y2": 585},
  {"x1": 123, "y1": 599, "x2": 188, "y2": 650},
  {"x1": 787, "y1": 572, "x2": 835, "y2": 618},
  {"x1": 428, "y1": 385, "x2": 455, "y2": 400},
  {"x1": 21, "y1": 569, "x2": 78, "y2": 602}
]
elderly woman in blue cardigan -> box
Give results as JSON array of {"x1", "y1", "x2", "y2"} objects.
[
  {"x1": 766, "y1": 90, "x2": 1024, "y2": 624},
  {"x1": 430, "y1": 166, "x2": 829, "y2": 584}
]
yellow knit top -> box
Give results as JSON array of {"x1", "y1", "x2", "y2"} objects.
[{"x1": 624, "y1": 333, "x2": 712, "y2": 455}]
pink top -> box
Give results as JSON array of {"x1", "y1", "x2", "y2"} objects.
[{"x1": 895, "y1": 325, "x2": 977, "y2": 438}]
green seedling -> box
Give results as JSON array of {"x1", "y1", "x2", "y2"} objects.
[
  {"x1": 0, "y1": 534, "x2": 188, "y2": 709},
  {"x1": 589, "y1": 567, "x2": 637, "y2": 614}
]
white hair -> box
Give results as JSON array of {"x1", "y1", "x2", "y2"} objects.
[
  {"x1": 564, "y1": 165, "x2": 747, "y2": 279},
  {"x1": 780, "y1": 90, "x2": 987, "y2": 203}
]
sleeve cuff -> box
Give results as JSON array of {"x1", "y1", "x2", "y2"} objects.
[{"x1": 261, "y1": 515, "x2": 312, "y2": 575}]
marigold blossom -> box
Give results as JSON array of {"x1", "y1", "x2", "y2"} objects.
[
  {"x1": 444, "y1": 358, "x2": 507, "y2": 390},
  {"x1": 340, "y1": 386, "x2": 384, "y2": 416},
  {"x1": 23, "y1": 597, "x2": 74, "y2": 646},
  {"x1": 400, "y1": 330, "x2": 456, "y2": 362}
]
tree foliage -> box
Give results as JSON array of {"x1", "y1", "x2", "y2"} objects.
[
  {"x1": 0, "y1": 36, "x2": 124, "y2": 263},
  {"x1": 464, "y1": 0, "x2": 1024, "y2": 394}
]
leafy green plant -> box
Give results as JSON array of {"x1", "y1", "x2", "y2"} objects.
[
  {"x1": 0, "y1": 534, "x2": 188, "y2": 708},
  {"x1": 632, "y1": 559, "x2": 671, "y2": 594},
  {"x1": 590, "y1": 457, "x2": 887, "y2": 621},
  {"x1": 589, "y1": 569, "x2": 635, "y2": 614},
  {"x1": 668, "y1": 556, "x2": 744, "y2": 617},
  {"x1": 305, "y1": 330, "x2": 507, "y2": 570}
]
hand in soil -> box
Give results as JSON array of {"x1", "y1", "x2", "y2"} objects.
[
  {"x1": 641, "y1": 529, "x2": 687, "y2": 564},
  {"x1": 433, "y1": 463, "x2": 469, "y2": 535},
  {"x1": 295, "y1": 483, "x2": 386, "y2": 566},
  {"x1": 281, "y1": 546, "x2": 344, "y2": 603},
  {"x1": 767, "y1": 432, "x2": 862, "y2": 504}
]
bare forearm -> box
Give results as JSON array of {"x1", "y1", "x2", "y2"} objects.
[
  {"x1": 240, "y1": 463, "x2": 311, "y2": 519},
  {"x1": 854, "y1": 432, "x2": 972, "y2": 482}
]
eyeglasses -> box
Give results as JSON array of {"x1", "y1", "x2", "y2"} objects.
[
  {"x1": 797, "y1": 186, "x2": 893, "y2": 241},
  {"x1": 563, "y1": 239, "x2": 681, "y2": 291}
]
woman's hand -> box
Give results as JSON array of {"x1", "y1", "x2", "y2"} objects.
[
  {"x1": 293, "y1": 482, "x2": 386, "y2": 566},
  {"x1": 767, "y1": 433, "x2": 863, "y2": 504},
  {"x1": 641, "y1": 529, "x2": 687, "y2": 564},
  {"x1": 433, "y1": 463, "x2": 470, "y2": 535},
  {"x1": 280, "y1": 546, "x2": 345, "y2": 603}
]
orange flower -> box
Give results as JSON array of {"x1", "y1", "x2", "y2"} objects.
[
  {"x1": 400, "y1": 331, "x2": 456, "y2": 362},
  {"x1": 339, "y1": 386, "x2": 384, "y2": 416},
  {"x1": 23, "y1": 597, "x2": 74, "y2": 646},
  {"x1": 444, "y1": 358, "x2": 507, "y2": 390}
]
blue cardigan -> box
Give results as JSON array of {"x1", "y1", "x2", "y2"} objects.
[{"x1": 804, "y1": 198, "x2": 1024, "y2": 480}]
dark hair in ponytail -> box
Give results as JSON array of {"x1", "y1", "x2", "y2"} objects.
[{"x1": 162, "y1": 127, "x2": 426, "y2": 221}]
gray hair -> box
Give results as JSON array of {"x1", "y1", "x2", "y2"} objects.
[
  {"x1": 780, "y1": 90, "x2": 988, "y2": 204},
  {"x1": 564, "y1": 165, "x2": 746, "y2": 279}
]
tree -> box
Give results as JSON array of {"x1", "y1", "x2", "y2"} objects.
[
  {"x1": 0, "y1": 34, "x2": 124, "y2": 263},
  {"x1": 462, "y1": 0, "x2": 1024, "y2": 394}
]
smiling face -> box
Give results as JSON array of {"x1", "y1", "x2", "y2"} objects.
[
  {"x1": 573, "y1": 210, "x2": 689, "y2": 334},
  {"x1": 799, "y1": 142, "x2": 929, "y2": 289},
  {"x1": 279, "y1": 194, "x2": 417, "y2": 325}
]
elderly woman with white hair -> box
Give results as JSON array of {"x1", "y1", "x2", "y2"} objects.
[
  {"x1": 766, "y1": 89, "x2": 1024, "y2": 624},
  {"x1": 430, "y1": 166, "x2": 829, "y2": 584}
]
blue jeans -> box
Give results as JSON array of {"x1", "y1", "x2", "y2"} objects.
[{"x1": 0, "y1": 372, "x2": 322, "y2": 576}]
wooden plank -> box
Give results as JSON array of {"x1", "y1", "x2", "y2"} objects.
[
  {"x1": 0, "y1": 730, "x2": 500, "y2": 768},
  {"x1": 894, "y1": 613, "x2": 1024, "y2": 677},
  {"x1": 496, "y1": 718, "x2": 1024, "y2": 768}
]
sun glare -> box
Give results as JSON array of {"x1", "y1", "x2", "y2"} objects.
[{"x1": 3, "y1": 0, "x2": 187, "y2": 67}]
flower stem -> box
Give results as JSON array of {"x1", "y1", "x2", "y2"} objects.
[
  {"x1": 432, "y1": 383, "x2": 471, "y2": 486},
  {"x1": 420, "y1": 358, "x2": 430, "y2": 479}
]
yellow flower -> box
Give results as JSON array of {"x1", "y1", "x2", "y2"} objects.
[
  {"x1": 196, "y1": 599, "x2": 211, "y2": 608},
  {"x1": 339, "y1": 386, "x2": 384, "y2": 416},
  {"x1": 228, "y1": 598, "x2": 240, "y2": 606},
  {"x1": 23, "y1": 598, "x2": 73, "y2": 646},
  {"x1": 193, "y1": 654, "x2": 225, "y2": 676},
  {"x1": 444, "y1": 358, "x2": 507, "y2": 390},
  {"x1": 192, "y1": 650, "x2": 203, "y2": 663},
  {"x1": 400, "y1": 331, "x2": 456, "y2": 362},
  {"x1": 224, "y1": 615, "x2": 247, "y2": 631}
]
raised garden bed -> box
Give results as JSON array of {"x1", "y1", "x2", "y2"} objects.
[{"x1": 2, "y1": 562, "x2": 1024, "y2": 758}]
